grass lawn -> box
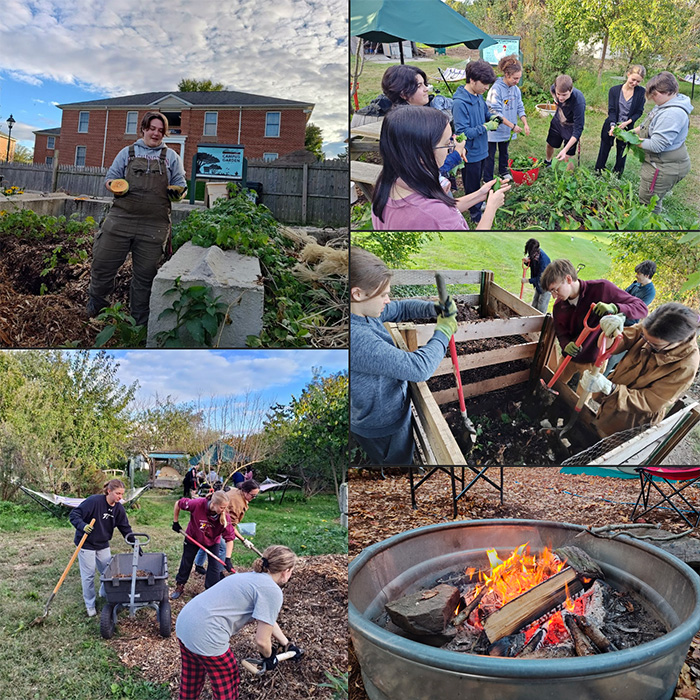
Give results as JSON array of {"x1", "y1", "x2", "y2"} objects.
[
  {"x1": 352, "y1": 51, "x2": 700, "y2": 227},
  {"x1": 0, "y1": 489, "x2": 346, "y2": 700}
]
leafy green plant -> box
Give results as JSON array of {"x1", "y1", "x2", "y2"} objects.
[
  {"x1": 612, "y1": 126, "x2": 646, "y2": 163},
  {"x1": 318, "y1": 669, "x2": 349, "y2": 700},
  {"x1": 448, "y1": 133, "x2": 467, "y2": 177},
  {"x1": 155, "y1": 277, "x2": 229, "y2": 348},
  {"x1": 509, "y1": 155, "x2": 542, "y2": 171},
  {"x1": 93, "y1": 303, "x2": 147, "y2": 348},
  {"x1": 173, "y1": 187, "x2": 345, "y2": 348}
]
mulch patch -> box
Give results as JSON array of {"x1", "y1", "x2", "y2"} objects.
[
  {"x1": 0, "y1": 232, "x2": 132, "y2": 347},
  {"x1": 108, "y1": 554, "x2": 347, "y2": 700},
  {"x1": 348, "y1": 468, "x2": 700, "y2": 700}
]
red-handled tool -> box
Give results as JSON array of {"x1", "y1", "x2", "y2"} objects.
[
  {"x1": 176, "y1": 529, "x2": 235, "y2": 573},
  {"x1": 540, "y1": 303, "x2": 600, "y2": 397},
  {"x1": 520, "y1": 260, "x2": 529, "y2": 300},
  {"x1": 559, "y1": 330, "x2": 623, "y2": 438},
  {"x1": 436, "y1": 273, "x2": 477, "y2": 448}
]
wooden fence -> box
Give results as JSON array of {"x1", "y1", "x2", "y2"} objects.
[{"x1": 0, "y1": 158, "x2": 349, "y2": 227}]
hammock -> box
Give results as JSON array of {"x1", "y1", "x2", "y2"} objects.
[
  {"x1": 258, "y1": 477, "x2": 301, "y2": 505},
  {"x1": 20, "y1": 485, "x2": 149, "y2": 515}
]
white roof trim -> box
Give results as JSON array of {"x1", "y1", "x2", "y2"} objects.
[{"x1": 149, "y1": 94, "x2": 194, "y2": 107}]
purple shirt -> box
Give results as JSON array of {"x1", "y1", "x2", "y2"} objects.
[
  {"x1": 177, "y1": 497, "x2": 235, "y2": 548},
  {"x1": 372, "y1": 192, "x2": 469, "y2": 231}
]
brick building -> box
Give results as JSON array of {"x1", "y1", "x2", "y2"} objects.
[
  {"x1": 0, "y1": 132, "x2": 17, "y2": 162},
  {"x1": 32, "y1": 90, "x2": 314, "y2": 175}
]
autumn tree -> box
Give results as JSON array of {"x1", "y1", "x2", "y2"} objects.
[
  {"x1": 178, "y1": 78, "x2": 225, "y2": 91},
  {"x1": 304, "y1": 123, "x2": 324, "y2": 160},
  {"x1": 262, "y1": 370, "x2": 348, "y2": 502}
]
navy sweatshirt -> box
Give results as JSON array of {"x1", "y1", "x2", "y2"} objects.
[{"x1": 69, "y1": 493, "x2": 133, "y2": 551}]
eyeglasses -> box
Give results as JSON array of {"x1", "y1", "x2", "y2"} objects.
[
  {"x1": 641, "y1": 330, "x2": 671, "y2": 352},
  {"x1": 435, "y1": 137, "x2": 455, "y2": 153}
]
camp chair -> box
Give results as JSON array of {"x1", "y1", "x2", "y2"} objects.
[{"x1": 631, "y1": 467, "x2": 700, "y2": 528}]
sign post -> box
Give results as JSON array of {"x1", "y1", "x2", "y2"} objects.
[{"x1": 189, "y1": 144, "x2": 248, "y2": 205}]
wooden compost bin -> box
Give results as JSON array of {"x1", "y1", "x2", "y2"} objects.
[{"x1": 388, "y1": 269, "x2": 700, "y2": 466}]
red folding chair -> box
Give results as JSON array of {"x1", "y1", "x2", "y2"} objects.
[{"x1": 631, "y1": 467, "x2": 700, "y2": 528}]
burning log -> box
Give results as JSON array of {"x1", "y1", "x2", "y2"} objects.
[
  {"x1": 487, "y1": 632, "x2": 526, "y2": 657},
  {"x1": 452, "y1": 590, "x2": 485, "y2": 627},
  {"x1": 563, "y1": 612, "x2": 597, "y2": 656},
  {"x1": 576, "y1": 615, "x2": 616, "y2": 652},
  {"x1": 518, "y1": 625, "x2": 547, "y2": 656},
  {"x1": 482, "y1": 546, "x2": 602, "y2": 643}
]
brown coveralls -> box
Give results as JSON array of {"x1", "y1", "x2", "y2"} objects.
[{"x1": 88, "y1": 145, "x2": 172, "y2": 325}]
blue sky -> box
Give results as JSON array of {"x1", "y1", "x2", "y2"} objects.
[
  {"x1": 107, "y1": 349, "x2": 348, "y2": 410},
  {"x1": 0, "y1": 0, "x2": 347, "y2": 157}
]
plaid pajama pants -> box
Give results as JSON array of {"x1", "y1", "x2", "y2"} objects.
[{"x1": 178, "y1": 639, "x2": 240, "y2": 700}]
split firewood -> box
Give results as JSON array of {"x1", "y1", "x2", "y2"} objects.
[
  {"x1": 563, "y1": 612, "x2": 597, "y2": 656},
  {"x1": 554, "y1": 546, "x2": 604, "y2": 579},
  {"x1": 576, "y1": 614, "x2": 616, "y2": 652},
  {"x1": 452, "y1": 590, "x2": 485, "y2": 627},
  {"x1": 518, "y1": 625, "x2": 547, "y2": 656}
]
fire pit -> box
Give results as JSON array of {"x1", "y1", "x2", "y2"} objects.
[{"x1": 349, "y1": 519, "x2": 700, "y2": 700}]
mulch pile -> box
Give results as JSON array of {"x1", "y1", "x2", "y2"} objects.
[
  {"x1": 0, "y1": 232, "x2": 131, "y2": 347},
  {"x1": 108, "y1": 554, "x2": 347, "y2": 700},
  {"x1": 348, "y1": 468, "x2": 700, "y2": 700}
]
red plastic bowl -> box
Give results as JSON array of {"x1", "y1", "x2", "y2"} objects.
[{"x1": 509, "y1": 157, "x2": 540, "y2": 185}]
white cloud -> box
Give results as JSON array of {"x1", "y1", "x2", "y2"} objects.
[{"x1": 0, "y1": 0, "x2": 347, "y2": 148}]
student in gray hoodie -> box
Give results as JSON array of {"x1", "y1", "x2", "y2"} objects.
[
  {"x1": 350, "y1": 247, "x2": 457, "y2": 466},
  {"x1": 633, "y1": 71, "x2": 693, "y2": 212},
  {"x1": 87, "y1": 111, "x2": 187, "y2": 324}
]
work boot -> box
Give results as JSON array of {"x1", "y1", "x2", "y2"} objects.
[
  {"x1": 194, "y1": 564, "x2": 206, "y2": 576},
  {"x1": 170, "y1": 584, "x2": 185, "y2": 600}
]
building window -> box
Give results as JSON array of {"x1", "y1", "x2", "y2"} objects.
[
  {"x1": 263, "y1": 152, "x2": 278, "y2": 162},
  {"x1": 203, "y1": 112, "x2": 218, "y2": 136},
  {"x1": 47, "y1": 136, "x2": 55, "y2": 149},
  {"x1": 265, "y1": 112, "x2": 281, "y2": 138},
  {"x1": 45, "y1": 156, "x2": 53, "y2": 165},
  {"x1": 126, "y1": 111, "x2": 138, "y2": 134},
  {"x1": 78, "y1": 111, "x2": 89, "y2": 133},
  {"x1": 75, "y1": 146, "x2": 86, "y2": 166}
]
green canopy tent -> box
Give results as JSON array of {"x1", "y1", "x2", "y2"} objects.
[{"x1": 351, "y1": 0, "x2": 496, "y2": 63}]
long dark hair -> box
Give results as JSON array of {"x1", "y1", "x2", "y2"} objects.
[
  {"x1": 382, "y1": 64, "x2": 428, "y2": 105},
  {"x1": 372, "y1": 106, "x2": 456, "y2": 223}
]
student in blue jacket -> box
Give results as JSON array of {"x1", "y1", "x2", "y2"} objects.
[
  {"x1": 349, "y1": 247, "x2": 457, "y2": 466},
  {"x1": 522, "y1": 238, "x2": 551, "y2": 313},
  {"x1": 452, "y1": 60, "x2": 499, "y2": 224},
  {"x1": 485, "y1": 55, "x2": 530, "y2": 182}
]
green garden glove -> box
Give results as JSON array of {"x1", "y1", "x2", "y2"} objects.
[
  {"x1": 593, "y1": 302, "x2": 618, "y2": 316},
  {"x1": 564, "y1": 341, "x2": 580, "y2": 357},
  {"x1": 435, "y1": 312, "x2": 458, "y2": 339},
  {"x1": 433, "y1": 296, "x2": 457, "y2": 318},
  {"x1": 484, "y1": 120, "x2": 499, "y2": 131},
  {"x1": 83, "y1": 522, "x2": 94, "y2": 535}
]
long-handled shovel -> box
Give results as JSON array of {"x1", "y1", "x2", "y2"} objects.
[
  {"x1": 520, "y1": 261, "x2": 529, "y2": 300},
  {"x1": 559, "y1": 330, "x2": 622, "y2": 439},
  {"x1": 31, "y1": 517, "x2": 96, "y2": 626},
  {"x1": 538, "y1": 303, "x2": 600, "y2": 399},
  {"x1": 435, "y1": 273, "x2": 477, "y2": 449},
  {"x1": 175, "y1": 529, "x2": 235, "y2": 574},
  {"x1": 241, "y1": 650, "x2": 301, "y2": 675}
]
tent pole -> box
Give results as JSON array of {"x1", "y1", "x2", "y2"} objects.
[{"x1": 399, "y1": 40, "x2": 404, "y2": 64}]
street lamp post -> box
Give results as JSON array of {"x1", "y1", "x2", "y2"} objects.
[{"x1": 6, "y1": 114, "x2": 16, "y2": 162}]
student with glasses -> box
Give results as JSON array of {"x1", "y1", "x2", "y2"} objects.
[
  {"x1": 371, "y1": 106, "x2": 510, "y2": 231},
  {"x1": 580, "y1": 303, "x2": 700, "y2": 437}
]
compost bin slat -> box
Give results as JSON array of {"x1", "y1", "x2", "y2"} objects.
[
  {"x1": 416, "y1": 316, "x2": 545, "y2": 345},
  {"x1": 433, "y1": 342, "x2": 538, "y2": 376},
  {"x1": 490, "y1": 283, "x2": 545, "y2": 318},
  {"x1": 391, "y1": 270, "x2": 483, "y2": 285},
  {"x1": 432, "y1": 369, "x2": 531, "y2": 404},
  {"x1": 388, "y1": 324, "x2": 466, "y2": 465}
]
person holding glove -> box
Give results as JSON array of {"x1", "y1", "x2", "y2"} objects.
[
  {"x1": 193, "y1": 480, "x2": 260, "y2": 577},
  {"x1": 350, "y1": 247, "x2": 458, "y2": 466},
  {"x1": 584, "y1": 303, "x2": 700, "y2": 436},
  {"x1": 452, "y1": 59, "x2": 499, "y2": 225},
  {"x1": 170, "y1": 490, "x2": 235, "y2": 600},
  {"x1": 69, "y1": 479, "x2": 133, "y2": 617},
  {"x1": 176, "y1": 545, "x2": 299, "y2": 700},
  {"x1": 539, "y1": 259, "x2": 649, "y2": 394}
]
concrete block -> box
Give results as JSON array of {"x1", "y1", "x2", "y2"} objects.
[{"x1": 147, "y1": 241, "x2": 264, "y2": 348}]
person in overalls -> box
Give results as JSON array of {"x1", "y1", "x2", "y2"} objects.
[
  {"x1": 544, "y1": 75, "x2": 586, "y2": 170},
  {"x1": 87, "y1": 111, "x2": 187, "y2": 325},
  {"x1": 633, "y1": 72, "x2": 693, "y2": 213}
]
